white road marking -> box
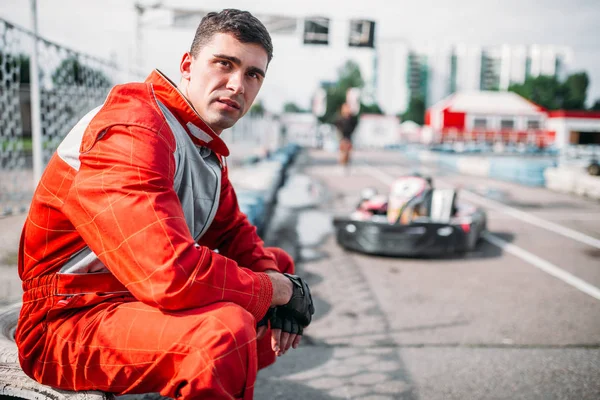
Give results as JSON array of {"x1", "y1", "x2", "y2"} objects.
[
  {"x1": 457, "y1": 190, "x2": 600, "y2": 250},
  {"x1": 361, "y1": 163, "x2": 600, "y2": 301},
  {"x1": 483, "y1": 232, "x2": 600, "y2": 301},
  {"x1": 485, "y1": 213, "x2": 600, "y2": 221}
]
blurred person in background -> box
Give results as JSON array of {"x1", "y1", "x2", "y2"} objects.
[
  {"x1": 334, "y1": 101, "x2": 359, "y2": 171},
  {"x1": 16, "y1": 9, "x2": 313, "y2": 400}
]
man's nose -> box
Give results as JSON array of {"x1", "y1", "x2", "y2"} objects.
[{"x1": 226, "y1": 72, "x2": 245, "y2": 95}]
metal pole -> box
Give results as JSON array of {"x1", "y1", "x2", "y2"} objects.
[
  {"x1": 134, "y1": 2, "x2": 145, "y2": 75},
  {"x1": 29, "y1": 0, "x2": 43, "y2": 184}
]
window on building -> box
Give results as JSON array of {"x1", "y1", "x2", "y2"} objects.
[
  {"x1": 473, "y1": 117, "x2": 487, "y2": 129},
  {"x1": 500, "y1": 118, "x2": 515, "y2": 130},
  {"x1": 449, "y1": 54, "x2": 457, "y2": 94},
  {"x1": 480, "y1": 52, "x2": 500, "y2": 91},
  {"x1": 527, "y1": 119, "x2": 541, "y2": 129}
]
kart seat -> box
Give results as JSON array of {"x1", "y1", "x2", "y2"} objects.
[{"x1": 429, "y1": 189, "x2": 457, "y2": 223}]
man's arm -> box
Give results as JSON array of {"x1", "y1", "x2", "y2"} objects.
[
  {"x1": 62, "y1": 124, "x2": 276, "y2": 319},
  {"x1": 201, "y1": 169, "x2": 281, "y2": 273},
  {"x1": 201, "y1": 170, "x2": 295, "y2": 306}
]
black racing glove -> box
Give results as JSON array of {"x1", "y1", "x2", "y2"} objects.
[
  {"x1": 257, "y1": 307, "x2": 303, "y2": 335},
  {"x1": 270, "y1": 307, "x2": 304, "y2": 335},
  {"x1": 279, "y1": 273, "x2": 315, "y2": 327},
  {"x1": 257, "y1": 307, "x2": 274, "y2": 329},
  {"x1": 256, "y1": 274, "x2": 315, "y2": 336}
]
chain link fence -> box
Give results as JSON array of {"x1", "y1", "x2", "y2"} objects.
[{"x1": 0, "y1": 18, "x2": 134, "y2": 217}]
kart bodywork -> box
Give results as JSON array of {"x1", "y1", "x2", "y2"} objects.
[{"x1": 333, "y1": 175, "x2": 487, "y2": 256}]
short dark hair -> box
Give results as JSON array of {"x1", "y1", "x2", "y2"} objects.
[{"x1": 190, "y1": 9, "x2": 273, "y2": 64}]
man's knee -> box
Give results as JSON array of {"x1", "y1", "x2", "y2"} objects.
[
  {"x1": 211, "y1": 303, "x2": 257, "y2": 349},
  {"x1": 265, "y1": 247, "x2": 295, "y2": 275},
  {"x1": 172, "y1": 304, "x2": 257, "y2": 398}
]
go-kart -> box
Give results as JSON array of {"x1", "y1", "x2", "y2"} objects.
[{"x1": 333, "y1": 175, "x2": 487, "y2": 256}]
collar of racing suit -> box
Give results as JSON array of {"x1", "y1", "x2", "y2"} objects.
[{"x1": 145, "y1": 69, "x2": 230, "y2": 158}]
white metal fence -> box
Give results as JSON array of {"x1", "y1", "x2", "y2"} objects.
[
  {"x1": 0, "y1": 18, "x2": 133, "y2": 217},
  {"x1": 0, "y1": 17, "x2": 318, "y2": 217}
]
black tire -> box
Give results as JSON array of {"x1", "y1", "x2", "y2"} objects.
[
  {"x1": 587, "y1": 162, "x2": 600, "y2": 176},
  {"x1": 0, "y1": 303, "x2": 111, "y2": 400}
]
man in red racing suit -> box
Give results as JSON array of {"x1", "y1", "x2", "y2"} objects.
[{"x1": 16, "y1": 9, "x2": 312, "y2": 400}]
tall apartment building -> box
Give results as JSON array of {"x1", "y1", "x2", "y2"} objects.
[{"x1": 376, "y1": 43, "x2": 574, "y2": 116}]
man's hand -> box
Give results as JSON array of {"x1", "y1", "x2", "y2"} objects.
[
  {"x1": 270, "y1": 307, "x2": 303, "y2": 356},
  {"x1": 256, "y1": 308, "x2": 272, "y2": 340},
  {"x1": 279, "y1": 273, "x2": 315, "y2": 326},
  {"x1": 259, "y1": 273, "x2": 315, "y2": 356},
  {"x1": 263, "y1": 271, "x2": 295, "y2": 355}
]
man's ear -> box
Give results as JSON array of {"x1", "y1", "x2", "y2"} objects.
[{"x1": 180, "y1": 52, "x2": 193, "y2": 79}]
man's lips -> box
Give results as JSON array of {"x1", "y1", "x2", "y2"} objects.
[{"x1": 217, "y1": 98, "x2": 241, "y2": 110}]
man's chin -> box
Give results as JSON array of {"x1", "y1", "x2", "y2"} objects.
[
  {"x1": 207, "y1": 116, "x2": 239, "y2": 133},
  {"x1": 204, "y1": 114, "x2": 240, "y2": 133}
]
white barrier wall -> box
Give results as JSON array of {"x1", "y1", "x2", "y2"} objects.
[
  {"x1": 544, "y1": 166, "x2": 600, "y2": 199},
  {"x1": 352, "y1": 115, "x2": 401, "y2": 148}
]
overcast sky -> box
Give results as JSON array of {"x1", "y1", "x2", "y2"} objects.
[{"x1": 1, "y1": 0, "x2": 599, "y2": 111}]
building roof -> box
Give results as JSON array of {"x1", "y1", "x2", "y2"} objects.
[
  {"x1": 547, "y1": 110, "x2": 600, "y2": 119},
  {"x1": 430, "y1": 90, "x2": 546, "y2": 116}
]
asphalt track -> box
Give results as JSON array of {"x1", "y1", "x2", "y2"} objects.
[
  {"x1": 0, "y1": 147, "x2": 598, "y2": 399},
  {"x1": 256, "y1": 148, "x2": 600, "y2": 400}
]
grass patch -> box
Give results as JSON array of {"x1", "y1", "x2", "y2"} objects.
[{"x1": 0, "y1": 138, "x2": 32, "y2": 152}]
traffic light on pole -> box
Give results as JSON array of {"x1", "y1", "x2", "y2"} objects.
[
  {"x1": 303, "y1": 17, "x2": 330, "y2": 45},
  {"x1": 348, "y1": 20, "x2": 376, "y2": 48}
]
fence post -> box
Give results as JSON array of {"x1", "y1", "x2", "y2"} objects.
[{"x1": 29, "y1": 0, "x2": 43, "y2": 185}]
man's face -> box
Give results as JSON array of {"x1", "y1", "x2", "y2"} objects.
[{"x1": 179, "y1": 32, "x2": 268, "y2": 134}]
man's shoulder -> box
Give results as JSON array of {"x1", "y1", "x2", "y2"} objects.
[{"x1": 92, "y1": 81, "x2": 167, "y2": 133}]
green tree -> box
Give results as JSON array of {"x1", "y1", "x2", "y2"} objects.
[
  {"x1": 590, "y1": 99, "x2": 600, "y2": 111},
  {"x1": 250, "y1": 99, "x2": 265, "y2": 116},
  {"x1": 562, "y1": 72, "x2": 589, "y2": 110},
  {"x1": 508, "y1": 72, "x2": 590, "y2": 111},
  {"x1": 508, "y1": 75, "x2": 564, "y2": 110},
  {"x1": 320, "y1": 60, "x2": 364, "y2": 124},
  {"x1": 283, "y1": 102, "x2": 305, "y2": 113},
  {"x1": 336, "y1": 60, "x2": 364, "y2": 91},
  {"x1": 360, "y1": 102, "x2": 383, "y2": 114},
  {"x1": 51, "y1": 56, "x2": 111, "y2": 87},
  {"x1": 401, "y1": 95, "x2": 425, "y2": 124}
]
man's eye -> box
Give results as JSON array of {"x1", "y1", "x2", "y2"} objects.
[
  {"x1": 217, "y1": 60, "x2": 230, "y2": 67},
  {"x1": 248, "y1": 72, "x2": 262, "y2": 81}
]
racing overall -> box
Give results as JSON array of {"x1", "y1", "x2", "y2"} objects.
[{"x1": 16, "y1": 70, "x2": 292, "y2": 399}]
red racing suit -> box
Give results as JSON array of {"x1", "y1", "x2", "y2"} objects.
[{"x1": 16, "y1": 70, "x2": 292, "y2": 399}]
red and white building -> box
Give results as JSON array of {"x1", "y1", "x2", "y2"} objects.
[
  {"x1": 424, "y1": 91, "x2": 554, "y2": 147},
  {"x1": 546, "y1": 110, "x2": 600, "y2": 148}
]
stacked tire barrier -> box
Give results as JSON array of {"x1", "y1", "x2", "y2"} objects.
[
  {"x1": 229, "y1": 143, "x2": 301, "y2": 237},
  {"x1": 0, "y1": 304, "x2": 111, "y2": 399}
]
